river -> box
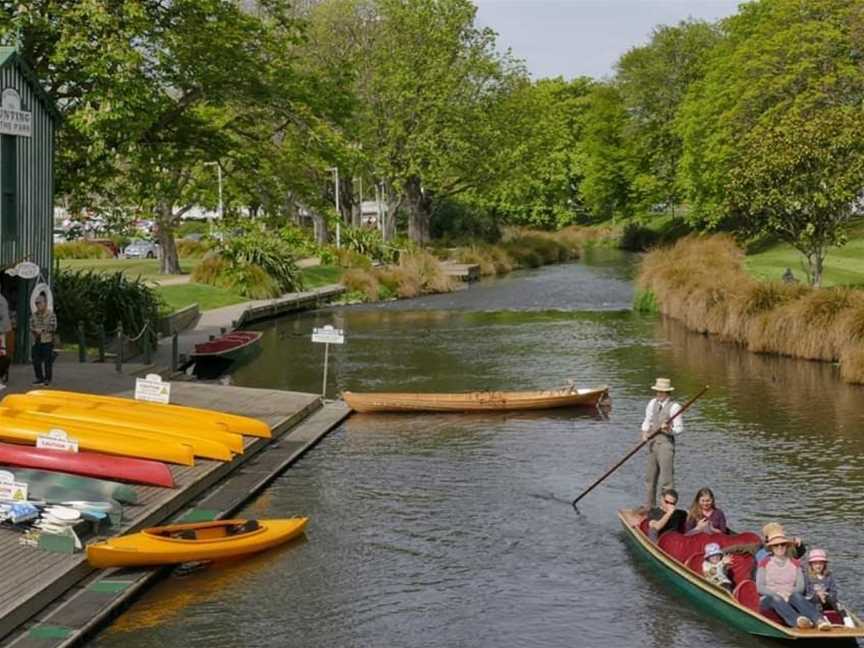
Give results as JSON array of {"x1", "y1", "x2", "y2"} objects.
[{"x1": 93, "y1": 248, "x2": 864, "y2": 648}]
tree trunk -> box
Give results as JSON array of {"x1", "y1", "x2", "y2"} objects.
[
  {"x1": 405, "y1": 176, "x2": 432, "y2": 244},
  {"x1": 156, "y1": 202, "x2": 182, "y2": 274}
]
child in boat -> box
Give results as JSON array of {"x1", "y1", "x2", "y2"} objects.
[
  {"x1": 702, "y1": 542, "x2": 734, "y2": 592},
  {"x1": 803, "y1": 550, "x2": 840, "y2": 613}
]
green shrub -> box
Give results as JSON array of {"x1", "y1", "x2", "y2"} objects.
[
  {"x1": 54, "y1": 241, "x2": 112, "y2": 259},
  {"x1": 278, "y1": 224, "x2": 319, "y2": 257},
  {"x1": 53, "y1": 269, "x2": 160, "y2": 349},
  {"x1": 177, "y1": 221, "x2": 210, "y2": 237},
  {"x1": 620, "y1": 222, "x2": 659, "y2": 252},
  {"x1": 633, "y1": 289, "x2": 659, "y2": 313},
  {"x1": 341, "y1": 226, "x2": 397, "y2": 263},
  {"x1": 176, "y1": 239, "x2": 212, "y2": 257}
]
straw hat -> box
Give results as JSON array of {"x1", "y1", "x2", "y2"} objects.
[
  {"x1": 765, "y1": 525, "x2": 793, "y2": 547},
  {"x1": 651, "y1": 378, "x2": 675, "y2": 392},
  {"x1": 704, "y1": 542, "x2": 723, "y2": 559},
  {"x1": 807, "y1": 549, "x2": 828, "y2": 563}
]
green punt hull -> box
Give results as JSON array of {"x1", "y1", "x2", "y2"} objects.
[
  {"x1": 618, "y1": 511, "x2": 864, "y2": 641},
  {"x1": 0, "y1": 466, "x2": 137, "y2": 505}
]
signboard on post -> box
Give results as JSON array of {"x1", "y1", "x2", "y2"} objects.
[
  {"x1": 37, "y1": 429, "x2": 79, "y2": 453},
  {"x1": 135, "y1": 373, "x2": 171, "y2": 404},
  {"x1": 311, "y1": 325, "x2": 345, "y2": 399},
  {"x1": 0, "y1": 470, "x2": 28, "y2": 502}
]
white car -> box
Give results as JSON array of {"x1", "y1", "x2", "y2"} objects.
[{"x1": 124, "y1": 240, "x2": 160, "y2": 259}]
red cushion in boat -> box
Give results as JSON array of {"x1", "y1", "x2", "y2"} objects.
[
  {"x1": 685, "y1": 551, "x2": 704, "y2": 575},
  {"x1": 734, "y1": 580, "x2": 760, "y2": 612},
  {"x1": 657, "y1": 530, "x2": 761, "y2": 564},
  {"x1": 639, "y1": 518, "x2": 651, "y2": 535}
]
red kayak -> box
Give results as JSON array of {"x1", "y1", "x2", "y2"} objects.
[{"x1": 0, "y1": 443, "x2": 175, "y2": 488}]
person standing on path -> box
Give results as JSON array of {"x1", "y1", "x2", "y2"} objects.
[
  {"x1": 641, "y1": 377, "x2": 683, "y2": 509},
  {"x1": 30, "y1": 293, "x2": 57, "y2": 386}
]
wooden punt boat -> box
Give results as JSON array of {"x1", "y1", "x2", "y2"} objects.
[
  {"x1": 0, "y1": 410, "x2": 195, "y2": 466},
  {"x1": 29, "y1": 389, "x2": 271, "y2": 438},
  {"x1": 0, "y1": 406, "x2": 234, "y2": 462},
  {"x1": 86, "y1": 517, "x2": 308, "y2": 568},
  {"x1": 342, "y1": 385, "x2": 609, "y2": 413},
  {"x1": 191, "y1": 330, "x2": 262, "y2": 362},
  {"x1": 4, "y1": 394, "x2": 244, "y2": 453},
  {"x1": 0, "y1": 442, "x2": 174, "y2": 488},
  {"x1": 618, "y1": 509, "x2": 864, "y2": 640}
]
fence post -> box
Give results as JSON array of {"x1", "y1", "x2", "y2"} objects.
[
  {"x1": 97, "y1": 325, "x2": 105, "y2": 363},
  {"x1": 77, "y1": 321, "x2": 86, "y2": 363},
  {"x1": 115, "y1": 322, "x2": 123, "y2": 373},
  {"x1": 143, "y1": 322, "x2": 152, "y2": 365},
  {"x1": 171, "y1": 332, "x2": 179, "y2": 373}
]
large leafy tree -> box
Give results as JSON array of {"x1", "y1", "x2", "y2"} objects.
[
  {"x1": 677, "y1": 0, "x2": 864, "y2": 285},
  {"x1": 3, "y1": 0, "x2": 341, "y2": 273},
  {"x1": 615, "y1": 19, "x2": 721, "y2": 217}
]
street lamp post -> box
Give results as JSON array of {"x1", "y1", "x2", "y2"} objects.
[
  {"x1": 204, "y1": 162, "x2": 223, "y2": 231},
  {"x1": 328, "y1": 166, "x2": 340, "y2": 248}
]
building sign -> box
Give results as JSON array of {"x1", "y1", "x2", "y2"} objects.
[{"x1": 0, "y1": 89, "x2": 32, "y2": 137}]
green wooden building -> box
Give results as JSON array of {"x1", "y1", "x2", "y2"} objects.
[{"x1": 0, "y1": 47, "x2": 59, "y2": 361}]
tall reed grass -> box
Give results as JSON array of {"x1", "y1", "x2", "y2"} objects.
[{"x1": 638, "y1": 235, "x2": 864, "y2": 383}]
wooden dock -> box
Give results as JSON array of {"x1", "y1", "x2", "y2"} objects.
[
  {"x1": 440, "y1": 261, "x2": 480, "y2": 283},
  {"x1": 0, "y1": 382, "x2": 349, "y2": 645}
]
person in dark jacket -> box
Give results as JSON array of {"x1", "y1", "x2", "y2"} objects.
[{"x1": 646, "y1": 487, "x2": 687, "y2": 542}]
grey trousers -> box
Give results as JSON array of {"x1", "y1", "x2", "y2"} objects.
[{"x1": 645, "y1": 434, "x2": 675, "y2": 508}]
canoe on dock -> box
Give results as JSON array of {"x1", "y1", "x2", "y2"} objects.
[
  {"x1": 86, "y1": 517, "x2": 308, "y2": 568},
  {"x1": 342, "y1": 385, "x2": 609, "y2": 413},
  {"x1": 618, "y1": 509, "x2": 864, "y2": 641},
  {"x1": 0, "y1": 443, "x2": 174, "y2": 488},
  {"x1": 29, "y1": 389, "x2": 271, "y2": 438}
]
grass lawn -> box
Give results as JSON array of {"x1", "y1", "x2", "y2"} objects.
[
  {"x1": 156, "y1": 265, "x2": 343, "y2": 313},
  {"x1": 745, "y1": 219, "x2": 864, "y2": 287},
  {"x1": 59, "y1": 257, "x2": 202, "y2": 281}
]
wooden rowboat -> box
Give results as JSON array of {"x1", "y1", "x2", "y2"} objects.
[
  {"x1": 86, "y1": 518, "x2": 308, "y2": 568},
  {"x1": 342, "y1": 385, "x2": 609, "y2": 413},
  {"x1": 191, "y1": 330, "x2": 262, "y2": 362},
  {"x1": 618, "y1": 509, "x2": 864, "y2": 640}
]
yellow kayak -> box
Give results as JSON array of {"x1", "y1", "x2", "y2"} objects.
[
  {"x1": 0, "y1": 407, "x2": 231, "y2": 462},
  {"x1": 86, "y1": 518, "x2": 308, "y2": 567},
  {"x1": 2, "y1": 395, "x2": 243, "y2": 456},
  {"x1": 30, "y1": 389, "x2": 271, "y2": 438},
  {"x1": 0, "y1": 410, "x2": 194, "y2": 466}
]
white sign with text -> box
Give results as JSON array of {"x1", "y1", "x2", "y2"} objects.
[
  {"x1": 37, "y1": 429, "x2": 79, "y2": 453},
  {"x1": 0, "y1": 470, "x2": 28, "y2": 502},
  {"x1": 0, "y1": 89, "x2": 31, "y2": 137},
  {"x1": 135, "y1": 373, "x2": 171, "y2": 404},
  {"x1": 312, "y1": 325, "x2": 344, "y2": 345}
]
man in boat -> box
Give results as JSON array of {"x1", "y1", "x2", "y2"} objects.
[
  {"x1": 641, "y1": 378, "x2": 683, "y2": 509},
  {"x1": 646, "y1": 487, "x2": 687, "y2": 541}
]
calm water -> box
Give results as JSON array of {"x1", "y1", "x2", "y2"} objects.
[{"x1": 94, "y1": 248, "x2": 864, "y2": 648}]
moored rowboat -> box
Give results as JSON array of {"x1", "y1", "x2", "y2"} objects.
[
  {"x1": 29, "y1": 389, "x2": 271, "y2": 438},
  {"x1": 343, "y1": 385, "x2": 609, "y2": 413},
  {"x1": 0, "y1": 443, "x2": 174, "y2": 488},
  {"x1": 191, "y1": 330, "x2": 262, "y2": 361},
  {"x1": 86, "y1": 517, "x2": 308, "y2": 567},
  {"x1": 618, "y1": 509, "x2": 864, "y2": 640}
]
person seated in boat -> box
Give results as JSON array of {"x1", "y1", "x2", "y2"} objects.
[
  {"x1": 684, "y1": 487, "x2": 728, "y2": 535},
  {"x1": 803, "y1": 549, "x2": 840, "y2": 614},
  {"x1": 755, "y1": 522, "x2": 807, "y2": 563},
  {"x1": 756, "y1": 527, "x2": 832, "y2": 631},
  {"x1": 646, "y1": 487, "x2": 687, "y2": 542},
  {"x1": 702, "y1": 542, "x2": 734, "y2": 593}
]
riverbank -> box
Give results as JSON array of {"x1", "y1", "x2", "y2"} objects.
[{"x1": 637, "y1": 235, "x2": 864, "y2": 383}]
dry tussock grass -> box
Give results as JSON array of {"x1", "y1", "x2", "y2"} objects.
[
  {"x1": 343, "y1": 269, "x2": 380, "y2": 302},
  {"x1": 639, "y1": 235, "x2": 864, "y2": 383}
]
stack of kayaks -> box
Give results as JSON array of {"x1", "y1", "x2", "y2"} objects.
[
  {"x1": 86, "y1": 517, "x2": 308, "y2": 568},
  {"x1": 0, "y1": 390, "x2": 271, "y2": 470}
]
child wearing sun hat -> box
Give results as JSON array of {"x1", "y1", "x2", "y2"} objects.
[
  {"x1": 803, "y1": 549, "x2": 839, "y2": 613},
  {"x1": 702, "y1": 542, "x2": 733, "y2": 592}
]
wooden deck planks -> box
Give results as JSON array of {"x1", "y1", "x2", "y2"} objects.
[{"x1": 0, "y1": 383, "x2": 322, "y2": 642}]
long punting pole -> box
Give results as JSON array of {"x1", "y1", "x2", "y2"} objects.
[{"x1": 571, "y1": 385, "x2": 709, "y2": 511}]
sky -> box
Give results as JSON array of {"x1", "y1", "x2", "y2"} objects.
[{"x1": 473, "y1": 0, "x2": 743, "y2": 80}]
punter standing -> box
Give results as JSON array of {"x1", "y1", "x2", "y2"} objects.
[{"x1": 641, "y1": 378, "x2": 683, "y2": 509}]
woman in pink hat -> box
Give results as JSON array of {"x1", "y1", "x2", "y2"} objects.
[
  {"x1": 803, "y1": 549, "x2": 839, "y2": 614},
  {"x1": 756, "y1": 528, "x2": 831, "y2": 630}
]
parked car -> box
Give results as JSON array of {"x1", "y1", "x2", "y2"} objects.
[
  {"x1": 124, "y1": 239, "x2": 160, "y2": 259},
  {"x1": 53, "y1": 229, "x2": 67, "y2": 244},
  {"x1": 90, "y1": 238, "x2": 121, "y2": 257}
]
